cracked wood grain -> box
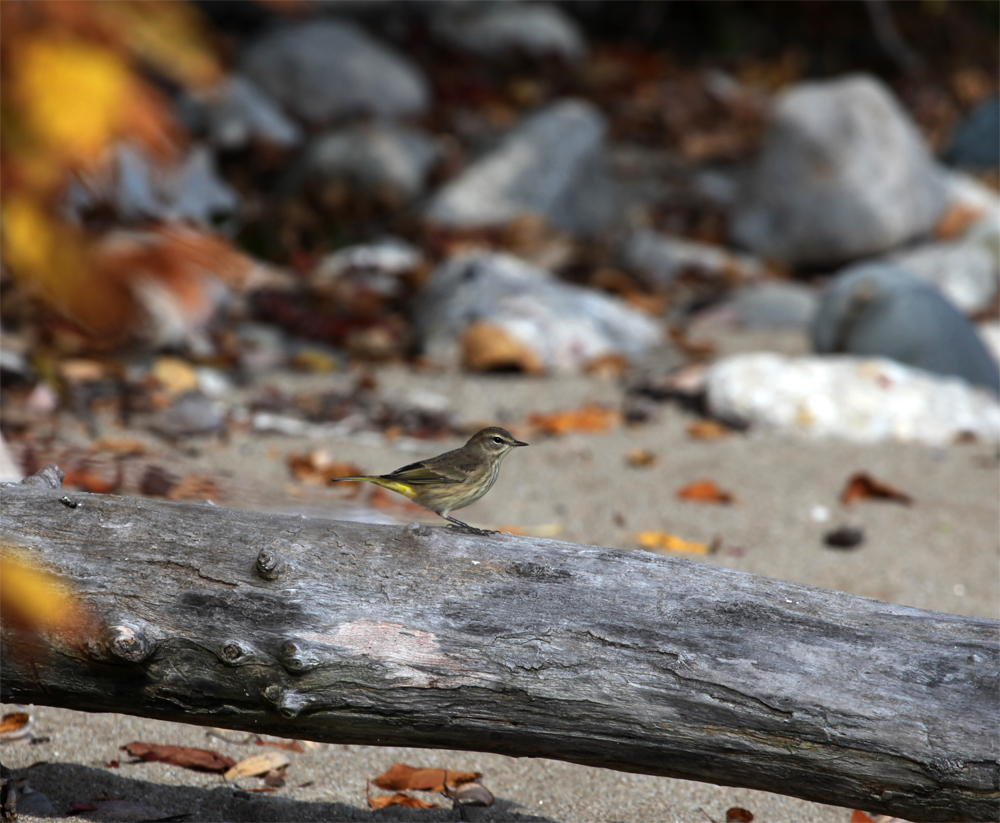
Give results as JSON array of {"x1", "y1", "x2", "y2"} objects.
[{"x1": 1, "y1": 479, "x2": 997, "y2": 821}]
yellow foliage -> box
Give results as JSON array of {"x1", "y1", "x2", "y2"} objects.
[
  {"x1": 15, "y1": 36, "x2": 133, "y2": 162},
  {"x1": 0, "y1": 548, "x2": 85, "y2": 635}
]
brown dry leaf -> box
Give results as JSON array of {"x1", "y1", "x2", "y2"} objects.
[
  {"x1": 726, "y1": 808, "x2": 754, "y2": 823},
  {"x1": 167, "y1": 474, "x2": 221, "y2": 501},
  {"x1": 461, "y1": 322, "x2": 544, "y2": 374},
  {"x1": 288, "y1": 451, "x2": 361, "y2": 486},
  {"x1": 122, "y1": 741, "x2": 235, "y2": 773},
  {"x1": 840, "y1": 472, "x2": 913, "y2": 506},
  {"x1": 57, "y1": 358, "x2": 108, "y2": 384},
  {"x1": 585, "y1": 353, "x2": 629, "y2": 379},
  {"x1": 368, "y1": 792, "x2": 441, "y2": 810},
  {"x1": 224, "y1": 751, "x2": 291, "y2": 779},
  {"x1": 686, "y1": 420, "x2": 732, "y2": 440},
  {"x1": 151, "y1": 356, "x2": 199, "y2": 395},
  {"x1": 669, "y1": 326, "x2": 717, "y2": 360},
  {"x1": 852, "y1": 813, "x2": 875, "y2": 823},
  {"x1": 677, "y1": 479, "x2": 737, "y2": 504},
  {"x1": 89, "y1": 437, "x2": 148, "y2": 456},
  {"x1": 634, "y1": 531, "x2": 709, "y2": 555},
  {"x1": 62, "y1": 462, "x2": 123, "y2": 494},
  {"x1": 372, "y1": 763, "x2": 482, "y2": 793},
  {"x1": 255, "y1": 736, "x2": 305, "y2": 753},
  {"x1": 933, "y1": 202, "x2": 986, "y2": 241},
  {"x1": 528, "y1": 404, "x2": 622, "y2": 436},
  {"x1": 0, "y1": 712, "x2": 32, "y2": 742},
  {"x1": 626, "y1": 448, "x2": 658, "y2": 468}
]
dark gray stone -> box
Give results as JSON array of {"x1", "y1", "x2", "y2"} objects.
[
  {"x1": 425, "y1": 99, "x2": 618, "y2": 236},
  {"x1": 812, "y1": 262, "x2": 1000, "y2": 394},
  {"x1": 944, "y1": 97, "x2": 1000, "y2": 170},
  {"x1": 239, "y1": 19, "x2": 430, "y2": 124}
]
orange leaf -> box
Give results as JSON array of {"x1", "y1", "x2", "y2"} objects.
[
  {"x1": 851, "y1": 813, "x2": 875, "y2": 823},
  {"x1": 121, "y1": 741, "x2": 234, "y2": 773},
  {"x1": 0, "y1": 548, "x2": 93, "y2": 639},
  {"x1": 725, "y1": 808, "x2": 754, "y2": 823},
  {"x1": 461, "y1": 322, "x2": 544, "y2": 375},
  {"x1": 288, "y1": 451, "x2": 361, "y2": 486},
  {"x1": 676, "y1": 479, "x2": 736, "y2": 504},
  {"x1": 933, "y1": 202, "x2": 986, "y2": 241},
  {"x1": 0, "y1": 713, "x2": 30, "y2": 736},
  {"x1": 372, "y1": 763, "x2": 482, "y2": 793},
  {"x1": 840, "y1": 472, "x2": 913, "y2": 506},
  {"x1": 686, "y1": 420, "x2": 732, "y2": 440},
  {"x1": 528, "y1": 403, "x2": 621, "y2": 436},
  {"x1": 634, "y1": 531, "x2": 709, "y2": 555},
  {"x1": 626, "y1": 448, "x2": 657, "y2": 468},
  {"x1": 368, "y1": 793, "x2": 440, "y2": 810}
]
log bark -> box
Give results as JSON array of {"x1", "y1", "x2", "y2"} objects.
[{"x1": 1, "y1": 478, "x2": 997, "y2": 822}]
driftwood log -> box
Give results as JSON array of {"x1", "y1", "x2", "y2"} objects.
[{"x1": 1, "y1": 474, "x2": 997, "y2": 822}]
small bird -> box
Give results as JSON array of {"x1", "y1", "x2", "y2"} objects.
[{"x1": 330, "y1": 427, "x2": 527, "y2": 534}]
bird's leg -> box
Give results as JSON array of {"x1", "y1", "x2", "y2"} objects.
[{"x1": 441, "y1": 513, "x2": 496, "y2": 536}]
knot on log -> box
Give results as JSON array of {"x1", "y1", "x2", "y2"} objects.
[
  {"x1": 218, "y1": 640, "x2": 253, "y2": 665},
  {"x1": 278, "y1": 639, "x2": 324, "y2": 674},
  {"x1": 255, "y1": 548, "x2": 285, "y2": 581},
  {"x1": 86, "y1": 624, "x2": 154, "y2": 664},
  {"x1": 262, "y1": 684, "x2": 308, "y2": 718}
]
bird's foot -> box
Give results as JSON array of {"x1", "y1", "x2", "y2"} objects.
[{"x1": 446, "y1": 524, "x2": 497, "y2": 536}]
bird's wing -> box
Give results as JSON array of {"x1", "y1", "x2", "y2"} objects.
[{"x1": 386, "y1": 460, "x2": 465, "y2": 485}]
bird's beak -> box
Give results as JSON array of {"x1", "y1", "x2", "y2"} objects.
[{"x1": 512, "y1": 439, "x2": 528, "y2": 447}]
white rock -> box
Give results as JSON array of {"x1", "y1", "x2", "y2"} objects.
[
  {"x1": 425, "y1": 99, "x2": 617, "y2": 236},
  {"x1": 433, "y1": 3, "x2": 586, "y2": 63},
  {"x1": 732, "y1": 74, "x2": 949, "y2": 267},
  {"x1": 887, "y1": 240, "x2": 997, "y2": 315},
  {"x1": 414, "y1": 252, "x2": 662, "y2": 372},
  {"x1": 705, "y1": 352, "x2": 1000, "y2": 445}
]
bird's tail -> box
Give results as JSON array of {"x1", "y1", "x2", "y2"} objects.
[{"x1": 329, "y1": 475, "x2": 418, "y2": 499}]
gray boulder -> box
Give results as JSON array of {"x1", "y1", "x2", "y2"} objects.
[
  {"x1": 425, "y1": 99, "x2": 617, "y2": 236},
  {"x1": 732, "y1": 281, "x2": 819, "y2": 328},
  {"x1": 812, "y1": 262, "x2": 1000, "y2": 394},
  {"x1": 886, "y1": 240, "x2": 997, "y2": 316},
  {"x1": 239, "y1": 19, "x2": 430, "y2": 125},
  {"x1": 198, "y1": 74, "x2": 303, "y2": 150},
  {"x1": 304, "y1": 123, "x2": 440, "y2": 201},
  {"x1": 432, "y1": 2, "x2": 586, "y2": 63},
  {"x1": 621, "y1": 228, "x2": 765, "y2": 289},
  {"x1": 732, "y1": 74, "x2": 949, "y2": 267},
  {"x1": 414, "y1": 252, "x2": 661, "y2": 372},
  {"x1": 944, "y1": 97, "x2": 1000, "y2": 170}
]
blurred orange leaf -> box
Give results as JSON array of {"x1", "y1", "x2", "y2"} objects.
[
  {"x1": 840, "y1": 472, "x2": 913, "y2": 506},
  {"x1": 626, "y1": 448, "x2": 657, "y2": 468},
  {"x1": 528, "y1": 404, "x2": 621, "y2": 436},
  {"x1": 288, "y1": 451, "x2": 362, "y2": 485},
  {"x1": 0, "y1": 547, "x2": 93, "y2": 638},
  {"x1": 676, "y1": 479, "x2": 736, "y2": 504},
  {"x1": 373, "y1": 764, "x2": 482, "y2": 793},
  {"x1": 634, "y1": 531, "x2": 709, "y2": 555},
  {"x1": 368, "y1": 792, "x2": 440, "y2": 810},
  {"x1": 461, "y1": 322, "x2": 544, "y2": 375},
  {"x1": 686, "y1": 420, "x2": 732, "y2": 440}
]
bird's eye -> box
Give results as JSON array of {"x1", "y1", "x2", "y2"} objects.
[{"x1": 493, "y1": 436, "x2": 504, "y2": 444}]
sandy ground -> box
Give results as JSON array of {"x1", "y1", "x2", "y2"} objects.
[{"x1": 3, "y1": 329, "x2": 999, "y2": 822}]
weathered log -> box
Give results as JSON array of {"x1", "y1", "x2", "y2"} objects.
[{"x1": 1, "y1": 478, "x2": 997, "y2": 822}]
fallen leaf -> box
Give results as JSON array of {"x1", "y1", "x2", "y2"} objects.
[
  {"x1": 0, "y1": 712, "x2": 32, "y2": 742},
  {"x1": 840, "y1": 472, "x2": 913, "y2": 506},
  {"x1": 254, "y1": 736, "x2": 305, "y2": 753},
  {"x1": 852, "y1": 813, "x2": 875, "y2": 823},
  {"x1": 686, "y1": 420, "x2": 732, "y2": 440},
  {"x1": 726, "y1": 808, "x2": 754, "y2": 823},
  {"x1": 461, "y1": 322, "x2": 544, "y2": 374},
  {"x1": 669, "y1": 326, "x2": 717, "y2": 360},
  {"x1": 89, "y1": 437, "x2": 148, "y2": 456},
  {"x1": 224, "y1": 751, "x2": 291, "y2": 779},
  {"x1": 63, "y1": 462, "x2": 124, "y2": 494},
  {"x1": 528, "y1": 404, "x2": 622, "y2": 436},
  {"x1": 373, "y1": 763, "x2": 482, "y2": 793},
  {"x1": 139, "y1": 464, "x2": 176, "y2": 496},
  {"x1": 262, "y1": 766, "x2": 288, "y2": 788},
  {"x1": 584, "y1": 353, "x2": 629, "y2": 378},
  {"x1": 121, "y1": 741, "x2": 235, "y2": 773},
  {"x1": 0, "y1": 547, "x2": 93, "y2": 639},
  {"x1": 151, "y1": 356, "x2": 200, "y2": 395},
  {"x1": 167, "y1": 473, "x2": 220, "y2": 501},
  {"x1": 626, "y1": 448, "x2": 657, "y2": 468},
  {"x1": 676, "y1": 479, "x2": 736, "y2": 504},
  {"x1": 634, "y1": 531, "x2": 710, "y2": 555},
  {"x1": 933, "y1": 202, "x2": 985, "y2": 240},
  {"x1": 288, "y1": 450, "x2": 361, "y2": 485},
  {"x1": 368, "y1": 792, "x2": 440, "y2": 810}
]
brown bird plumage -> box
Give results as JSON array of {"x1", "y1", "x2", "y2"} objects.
[{"x1": 330, "y1": 427, "x2": 528, "y2": 534}]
